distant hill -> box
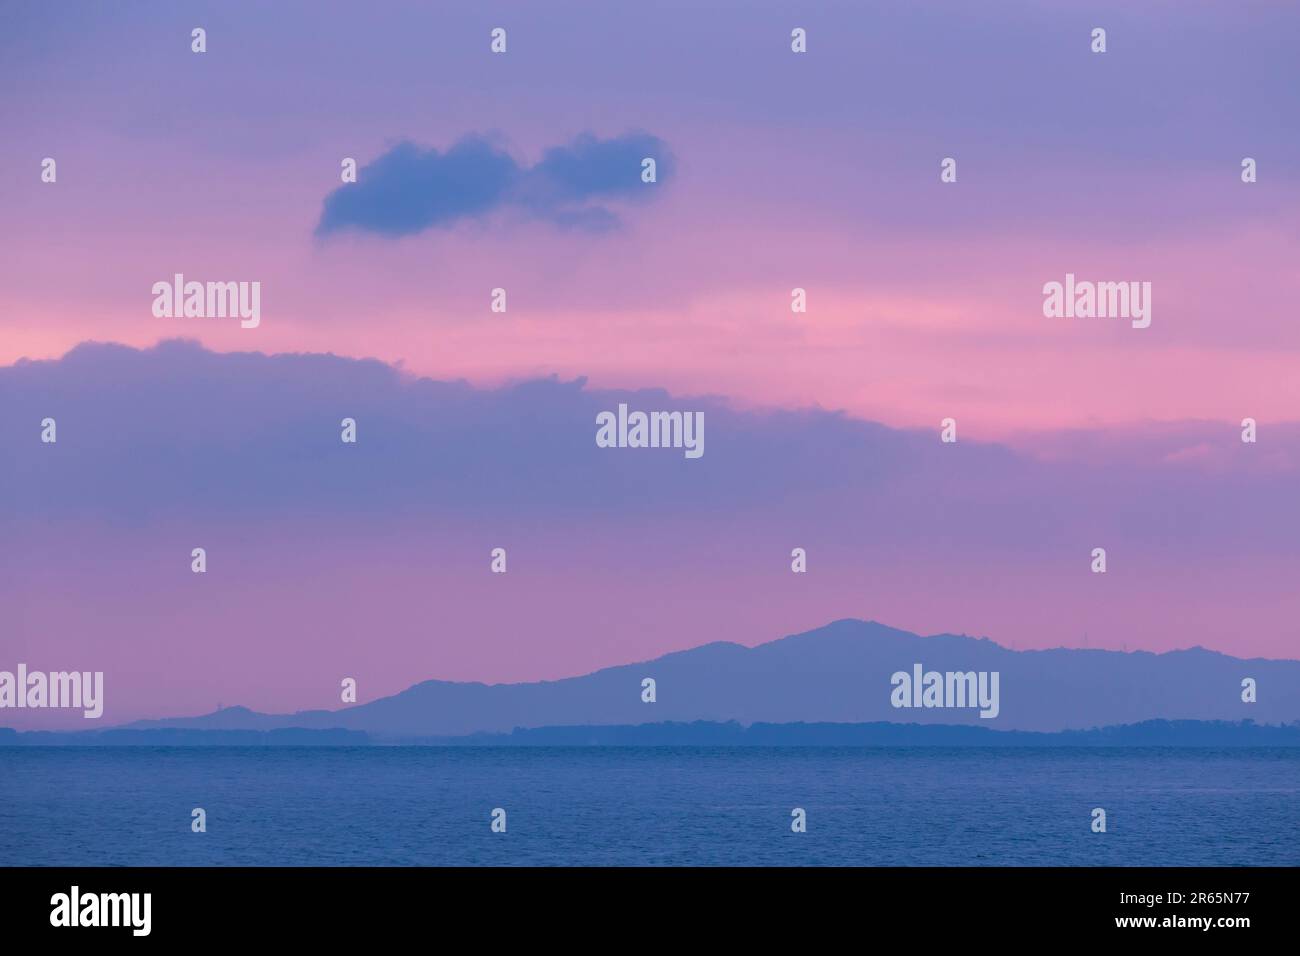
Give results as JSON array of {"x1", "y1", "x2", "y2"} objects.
[
  {"x1": 104, "y1": 619, "x2": 1300, "y2": 738},
  {"x1": 4, "y1": 720, "x2": 1299, "y2": 747},
  {"x1": 400, "y1": 719, "x2": 1300, "y2": 747},
  {"x1": 0, "y1": 727, "x2": 366, "y2": 746}
]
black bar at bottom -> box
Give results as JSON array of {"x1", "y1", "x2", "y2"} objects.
[{"x1": 0, "y1": 866, "x2": 1288, "y2": 942}]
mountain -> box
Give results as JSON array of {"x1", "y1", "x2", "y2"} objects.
[{"x1": 115, "y1": 619, "x2": 1300, "y2": 738}]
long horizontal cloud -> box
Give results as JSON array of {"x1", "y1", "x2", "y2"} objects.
[
  {"x1": 315, "y1": 132, "x2": 674, "y2": 237},
  {"x1": 1, "y1": 340, "x2": 1296, "y2": 561}
]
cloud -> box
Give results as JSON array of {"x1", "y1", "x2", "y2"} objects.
[
  {"x1": 2, "y1": 340, "x2": 1297, "y2": 563},
  {"x1": 315, "y1": 131, "x2": 673, "y2": 237}
]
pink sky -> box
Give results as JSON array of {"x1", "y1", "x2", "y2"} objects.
[
  {"x1": 4, "y1": 159, "x2": 1298, "y2": 438},
  {"x1": 8, "y1": 517, "x2": 1300, "y2": 728},
  {"x1": 3, "y1": 2, "x2": 1298, "y2": 437},
  {"x1": 2, "y1": 1, "x2": 1298, "y2": 727}
]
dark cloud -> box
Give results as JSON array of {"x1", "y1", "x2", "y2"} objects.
[
  {"x1": 2, "y1": 340, "x2": 1297, "y2": 564},
  {"x1": 315, "y1": 131, "x2": 673, "y2": 237}
]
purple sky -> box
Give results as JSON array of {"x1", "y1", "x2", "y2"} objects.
[
  {"x1": 1, "y1": 2, "x2": 1298, "y2": 725},
  {"x1": 1, "y1": 341, "x2": 1297, "y2": 726},
  {"x1": 2, "y1": 1, "x2": 1297, "y2": 429}
]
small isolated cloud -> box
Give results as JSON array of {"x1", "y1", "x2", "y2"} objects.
[{"x1": 316, "y1": 131, "x2": 673, "y2": 237}]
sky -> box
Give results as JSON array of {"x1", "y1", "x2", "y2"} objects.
[{"x1": 1, "y1": 1, "x2": 1298, "y2": 726}]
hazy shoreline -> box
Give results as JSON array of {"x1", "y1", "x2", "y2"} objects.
[{"x1": 4, "y1": 718, "x2": 1299, "y2": 748}]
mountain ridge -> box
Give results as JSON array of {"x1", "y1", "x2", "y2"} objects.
[{"x1": 108, "y1": 619, "x2": 1300, "y2": 737}]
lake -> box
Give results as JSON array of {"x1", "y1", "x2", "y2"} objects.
[{"x1": 1, "y1": 747, "x2": 1296, "y2": 866}]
